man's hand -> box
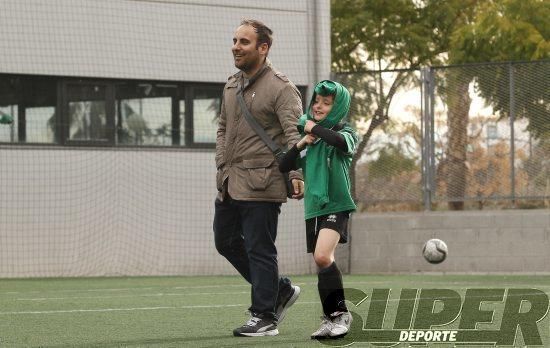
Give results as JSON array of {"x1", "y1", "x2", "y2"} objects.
[
  {"x1": 297, "y1": 134, "x2": 317, "y2": 150},
  {"x1": 291, "y1": 179, "x2": 304, "y2": 199}
]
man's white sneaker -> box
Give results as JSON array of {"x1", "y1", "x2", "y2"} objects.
[{"x1": 233, "y1": 316, "x2": 279, "y2": 337}]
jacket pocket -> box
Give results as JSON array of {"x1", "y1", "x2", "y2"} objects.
[{"x1": 243, "y1": 158, "x2": 274, "y2": 191}]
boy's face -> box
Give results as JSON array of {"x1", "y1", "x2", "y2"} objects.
[{"x1": 312, "y1": 94, "x2": 334, "y2": 122}]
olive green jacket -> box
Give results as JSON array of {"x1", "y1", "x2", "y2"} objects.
[{"x1": 216, "y1": 59, "x2": 303, "y2": 202}]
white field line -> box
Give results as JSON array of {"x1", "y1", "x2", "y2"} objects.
[
  {"x1": 1, "y1": 280, "x2": 425, "y2": 295},
  {"x1": 16, "y1": 291, "x2": 250, "y2": 301},
  {"x1": 0, "y1": 301, "x2": 320, "y2": 315},
  {"x1": 3, "y1": 284, "x2": 252, "y2": 295},
  {"x1": 1, "y1": 291, "x2": 545, "y2": 315},
  {"x1": 3, "y1": 280, "x2": 549, "y2": 296}
]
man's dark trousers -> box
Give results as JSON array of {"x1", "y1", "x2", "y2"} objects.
[{"x1": 214, "y1": 196, "x2": 291, "y2": 319}]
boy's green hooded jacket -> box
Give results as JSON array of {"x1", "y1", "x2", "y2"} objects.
[{"x1": 297, "y1": 80, "x2": 358, "y2": 219}]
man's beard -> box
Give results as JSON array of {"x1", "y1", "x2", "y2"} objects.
[
  {"x1": 235, "y1": 59, "x2": 254, "y2": 73},
  {"x1": 234, "y1": 52, "x2": 261, "y2": 74}
]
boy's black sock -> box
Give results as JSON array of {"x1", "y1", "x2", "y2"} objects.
[{"x1": 317, "y1": 261, "x2": 348, "y2": 316}]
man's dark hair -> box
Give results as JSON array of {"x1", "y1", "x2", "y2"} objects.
[{"x1": 240, "y1": 19, "x2": 273, "y2": 49}]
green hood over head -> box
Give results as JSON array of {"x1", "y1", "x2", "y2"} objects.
[
  {"x1": 295, "y1": 80, "x2": 352, "y2": 212},
  {"x1": 298, "y1": 80, "x2": 351, "y2": 133}
]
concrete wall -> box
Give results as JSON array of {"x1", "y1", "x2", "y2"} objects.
[
  {"x1": 350, "y1": 210, "x2": 550, "y2": 274},
  {"x1": 0, "y1": 0, "x2": 330, "y2": 85},
  {"x1": 1, "y1": 147, "x2": 547, "y2": 278},
  {"x1": 0, "y1": 147, "x2": 313, "y2": 277}
]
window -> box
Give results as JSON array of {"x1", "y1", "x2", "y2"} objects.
[
  {"x1": 65, "y1": 83, "x2": 112, "y2": 144},
  {"x1": 0, "y1": 73, "x2": 305, "y2": 149},
  {"x1": 192, "y1": 87, "x2": 221, "y2": 145},
  {"x1": 57, "y1": 79, "x2": 222, "y2": 147},
  {"x1": 0, "y1": 75, "x2": 57, "y2": 144},
  {"x1": 116, "y1": 83, "x2": 178, "y2": 146},
  {"x1": 26, "y1": 107, "x2": 55, "y2": 143},
  {"x1": 0, "y1": 104, "x2": 17, "y2": 142}
]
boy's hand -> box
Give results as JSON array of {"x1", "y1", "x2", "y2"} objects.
[{"x1": 304, "y1": 120, "x2": 316, "y2": 133}]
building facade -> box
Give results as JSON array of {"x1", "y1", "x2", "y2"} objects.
[{"x1": 0, "y1": 0, "x2": 331, "y2": 277}]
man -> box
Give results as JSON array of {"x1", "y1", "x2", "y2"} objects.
[{"x1": 214, "y1": 19, "x2": 303, "y2": 337}]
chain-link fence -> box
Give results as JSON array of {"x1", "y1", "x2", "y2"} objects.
[{"x1": 335, "y1": 60, "x2": 550, "y2": 211}]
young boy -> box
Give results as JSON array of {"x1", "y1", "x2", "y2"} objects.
[{"x1": 279, "y1": 80, "x2": 358, "y2": 339}]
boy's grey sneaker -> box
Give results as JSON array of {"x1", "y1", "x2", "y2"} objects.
[
  {"x1": 329, "y1": 311, "x2": 352, "y2": 338},
  {"x1": 275, "y1": 285, "x2": 301, "y2": 324},
  {"x1": 310, "y1": 316, "x2": 333, "y2": 339},
  {"x1": 311, "y1": 311, "x2": 352, "y2": 339},
  {"x1": 233, "y1": 316, "x2": 279, "y2": 337}
]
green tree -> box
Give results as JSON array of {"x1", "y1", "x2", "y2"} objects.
[
  {"x1": 332, "y1": 0, "x2": 477, "y2": 204},
  {"x1": 445, "y1": 0, "x2": 549, "y2": 209},
  {"x1": 368, "y1": 144, "x2": 417, "y2": 178},
  {"x1": 451, "y1": 0, "x2": 549, "y2": 138},
  {"x1": 332, "y1": 0, "x2": 549, "y2": 209}
]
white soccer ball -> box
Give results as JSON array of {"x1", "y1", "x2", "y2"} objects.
[{"x1": 422, "y1": 238, "x2": 448, "y2": 264}]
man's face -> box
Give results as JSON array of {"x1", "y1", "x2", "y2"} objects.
[{"x1": 232, "y1": 25, "x2": 265, "y2": 74}]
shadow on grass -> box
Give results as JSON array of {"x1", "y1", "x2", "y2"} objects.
[
  {"x1": 41, "y1": 335, "x2": 319, "y2": 348},
  {"x1": 41, "y1": 334, "x2": 232, "y2": 348}
]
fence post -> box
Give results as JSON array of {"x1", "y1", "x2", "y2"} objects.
[
  {"x1": 509, "y1": 63, "x2": 516, "y2": 208},
  {"x1": 421, "y1": 67, "x2": 434, "y2": 211}
]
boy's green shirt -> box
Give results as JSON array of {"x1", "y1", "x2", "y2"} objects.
[
  {"x1": 298, "y1": 124, "x2": 358, "y2": 219},
  {"x1": 296, "y1": 80, "x2": 358, "y2": 220}
]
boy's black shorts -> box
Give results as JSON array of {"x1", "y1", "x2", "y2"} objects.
[{"x1": 305, "y1": 211, "x2": 350, "y2": 253}]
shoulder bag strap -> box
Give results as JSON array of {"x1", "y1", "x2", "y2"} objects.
[{"x1": 236, "y1": 87, "x2": 285, "y2": 160}]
